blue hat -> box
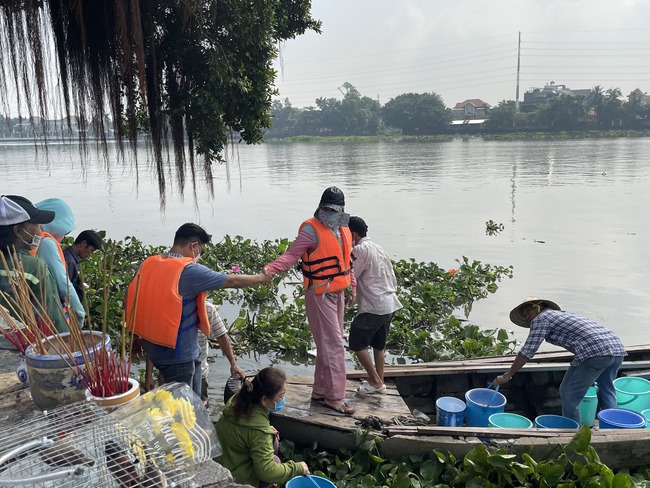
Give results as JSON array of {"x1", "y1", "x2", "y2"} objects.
[{"x1": 36, "y1": 198, "x2": 76, "y2": 238}]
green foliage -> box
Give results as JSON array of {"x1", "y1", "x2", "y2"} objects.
[
  {"x1": 382, "y1": 92, "x2": 453, "y2": 135},
  {"x1": 390, "y1": 257, "x2": 515, "y2": 361},
  {"x1": 78, "y1": 233, "x2": 514, "y2": 362},
  {"x1": 282, "y1": 426, "x2": 648, "y2": 487},
  {"x1": 267, "y1": 82, "x2": 381, "y2": 137}
]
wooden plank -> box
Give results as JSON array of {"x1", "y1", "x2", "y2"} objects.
[
  {"x1": 385, "y1": 425, "x2": 568, "y2": 439},
  {"x1": 347, "y1": 360, "x2": 650, "y2": 379},
  {"x1": 272, "y1": 375, "x2": 414, "y2": 451}
]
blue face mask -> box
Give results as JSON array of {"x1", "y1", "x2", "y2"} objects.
[{"x1": 270, "y1": 394, "x2": 286, "y2": 413}]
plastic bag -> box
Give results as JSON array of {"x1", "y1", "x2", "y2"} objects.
[{"x1": 111, "y1": 382, "x2": 222, "y2": 469}]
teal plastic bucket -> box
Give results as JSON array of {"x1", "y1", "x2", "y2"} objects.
[
  {"x1": 464, "y1": 388, "x2": 506, "y2": 427},
  {"x1": 488, "y1": 412, "x2": 533, "y2": 429},
  {"x1": 579, "y1": 385, "x2": 598, "y2": 427},
  {"x1": 287, "y1": 475, "x2": 336, "y2": 488},
  {"x1": 535, "y1": 414, "x2": 580, "y2": 429},
  {"x1": 641, "y1": 408, "x2": 650, "y2": 428},
  {"x1": 436, "y1": 396, "x2": 466, "y2": 427},
  {"x1": 614, "y1": 377, "x2": 650, "y2": 413},
  {"x1": 597, "y1": 408, "x2": 646, "y2": 429}
]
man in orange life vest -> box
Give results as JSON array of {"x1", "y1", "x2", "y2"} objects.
[
  {"x1": 264, "y1": 187, "x2": 356, "y2": 415},
  {"x1": 125, "y1": 223, "x2": 271, "y2": 396}
]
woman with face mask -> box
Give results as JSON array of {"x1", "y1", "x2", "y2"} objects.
[
  {"x1": 264, "y1": 186, "x2": 356, "y2": 415},
  {"x1": 215, "y1": 367, "x2": 309, "y2": 487},
  {"x1": 0, "y1": 195, "x2": 68, "y2": 332}
]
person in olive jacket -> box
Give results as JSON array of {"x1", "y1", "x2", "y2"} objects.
[{"x1": 215, "y1": 367, "x2": 309, "y2": 487}]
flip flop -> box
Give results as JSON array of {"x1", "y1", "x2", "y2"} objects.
[{"x1": 322, "y1": 401, "x2": 355, "y2": 415}]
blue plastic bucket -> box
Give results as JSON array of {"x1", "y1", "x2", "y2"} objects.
[
  {"x1": 436, "y1": 396, "x2": 466, "y2": 427},
  {"x1": 488, "y1": 412, "x2": 533, "y2": 429},
  {"x1": 614, "y1": 377, "x2": 650, "y2": 413},
  {"x1": 287, "y1": 475, "x2": 336, "y2": 488},
  {"x1": 597, "y1": 408, "x2": 646, "y2": 429},
  {"x1": 535, "y1": 414, "x2": 580, "y2": 429},
  {"x1": 579, "y1": 385, "x2": 598, "y2": 427},
  {"x1": 641, "y1": 408, "x2": 650, "y2": 428},
  {"x1": 464, "y1": 388, "x2": 507, "y2": 427}
]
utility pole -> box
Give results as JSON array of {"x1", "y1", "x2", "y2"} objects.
[{"x1": 515, "y1": 31, "x2": 521, "y2": 112}]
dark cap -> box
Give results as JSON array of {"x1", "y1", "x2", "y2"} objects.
[
  {"x1": 0, "y1": 195, "x2": 55, "y2": 226},
  {"x1": 348, "y1": 216, "x2": 368, "y2": 236},
  {"x1": 318, "y1": 186, "x2": 345, "y2": 212},
  {"x1": 174, "y1": 223, "x2": 212, "y2": 244}
]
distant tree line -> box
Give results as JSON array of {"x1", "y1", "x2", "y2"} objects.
[{"x1": 267, "y1": 83, "x2": 650, "y2": 138}]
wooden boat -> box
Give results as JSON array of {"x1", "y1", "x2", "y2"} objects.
[{"x1": 272, "y1": 345, "x2": 650, "y2": 469}]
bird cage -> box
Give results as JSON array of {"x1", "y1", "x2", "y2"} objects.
[{"x1": 0, "y1": 382, "x2": 220, "y2": 487}]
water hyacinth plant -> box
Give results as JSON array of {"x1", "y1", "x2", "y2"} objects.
[{"x1": 78, "y1": 234, "x2": 515, "y2": 364}]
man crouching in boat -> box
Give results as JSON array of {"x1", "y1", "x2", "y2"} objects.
[{"x1": 493, "y1": 297, "x2": 626, "y2": 422}]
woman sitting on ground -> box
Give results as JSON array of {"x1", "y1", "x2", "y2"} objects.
[{"x1": 215, "y1": 367, "x2": 309, "y2": 487}]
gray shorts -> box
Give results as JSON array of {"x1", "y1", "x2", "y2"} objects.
[{"x1": 349, "y1": 312, "x2": 394, "y2": 351}]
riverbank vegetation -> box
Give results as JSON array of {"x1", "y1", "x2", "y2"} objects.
[
  {"x1": 267, "y1": 82, "x2": 650, "y2": 139},
  {"x1": 76, "y1": 233, "x2": 514, "y2": 361}
]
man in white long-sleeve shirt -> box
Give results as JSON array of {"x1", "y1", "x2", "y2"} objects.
[{"x1": 348, "y1": 216, "x2": 402, "y2": 395}]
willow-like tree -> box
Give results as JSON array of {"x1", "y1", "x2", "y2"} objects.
[{"x1": 0, "y1": 1, "x2": 320, "y2": 204}]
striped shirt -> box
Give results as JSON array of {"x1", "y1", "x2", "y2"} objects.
[{"x1": 519, "y1": 309, "x2": 626, "y2": 365}]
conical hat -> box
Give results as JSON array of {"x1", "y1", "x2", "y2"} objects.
[{"x1": 509, "y1": 296, "x2": 561, "y2": 328}]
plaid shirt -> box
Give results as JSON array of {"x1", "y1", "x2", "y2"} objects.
[{"x1": 519, "y1": 309, "x2": 626, "y2": 365}]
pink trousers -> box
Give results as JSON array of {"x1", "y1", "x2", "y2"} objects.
[{"x1": 305, "y1": 288, "x2": 346, "y2": 401}]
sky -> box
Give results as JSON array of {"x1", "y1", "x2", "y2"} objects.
[{"x1": 272, "y1": 0, "x2": 650, "y2": 109}]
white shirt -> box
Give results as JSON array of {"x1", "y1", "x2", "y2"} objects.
[
  {"x1": 352, "y1": 237, "x2": 403, "y2": 315},
  {"x1": 199, "y1": 302, "x2": 228, "y2": 378}
]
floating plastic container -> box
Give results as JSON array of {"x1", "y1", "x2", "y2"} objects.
[
  {"x1": 614, "y1": 377, "x2": 650, "y2": 413},
  {"x1": 436, "y1": 396, "x2": 466, "y2": 427},
  {"x1": 535, "y1": 414, "x2": 580, "y2": 429},
  {"x1": 464, "y1": 388, "x2": 507, "y2": 427},
  {"x1": 488, "y1": 412, "x2": 533, "y2": 429},
  {"x1": 640, "y1": 408, "x2": 650, "y2": 428},
  {"x1": 287, "y1": 475, "x2": 336, "y2": 488},
  {"x1": 579, "y1": 385, "x2": 598, "y2": 427},
  {"x1": 597, "y1": 408, "x2": 646, "y2": 429}
]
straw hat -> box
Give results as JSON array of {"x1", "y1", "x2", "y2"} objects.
[{"x1": 509, "y1": 297, "x2": 561, "y2": 328}]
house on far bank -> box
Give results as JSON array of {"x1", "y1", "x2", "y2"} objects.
[
  {"x1": 452, "y1": 99, "x2": 489, "y2": 120},
  {"x1": 520, "y1": 81, "x2": 591, "y2": 112}
]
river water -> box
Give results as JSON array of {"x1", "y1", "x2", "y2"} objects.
[{"x1": 2, "y1": 137, "x2": 650, "y2": 393}]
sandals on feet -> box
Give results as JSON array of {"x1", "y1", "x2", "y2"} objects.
[
  {"x1": 322, "y1": 401, "x2": 355, "y2": 415},
  {"x1": 356, "y1": 382, "x2": 387, "y2": 395}
]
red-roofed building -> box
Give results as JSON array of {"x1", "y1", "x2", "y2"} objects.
[{"x1": 452, "y1": 99, "x2": 489, "y2": 120}]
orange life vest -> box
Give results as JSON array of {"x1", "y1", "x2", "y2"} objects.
[
  {"x1": 300, "y1": 217, "x2": 352, "y2": 294},
  {"x1": 30, "y1": 232, "x2": 65, "y2": 263},
  {"x1": 124, "y1": 255, "x2": 210, "y2": 348}
]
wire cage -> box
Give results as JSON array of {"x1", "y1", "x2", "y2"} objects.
[{"x1": 0, "y1": 382, "x2": 219, "y2": 487}]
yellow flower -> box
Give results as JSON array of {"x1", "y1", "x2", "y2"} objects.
[
  {"x1": 160, "y1": 396, "x2": 179, "y2": 417},
  {"x1": 154, "y1": 389, "x2": 174, "y2": 403},
  {"x1": 171, "y1": 421, "x2": 195, "y2": 457},
  {"x1": 146, "y1": 407, "x2": 166, "y2": 435}
]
